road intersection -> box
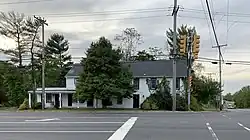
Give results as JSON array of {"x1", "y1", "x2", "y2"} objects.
[{"x1": 0, "y1": 110, "x2": 249, "y2": 140}]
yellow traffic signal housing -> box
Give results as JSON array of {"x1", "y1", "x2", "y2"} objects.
[
  {"x1": 189, "y1": 76, "x2": 192, "y2": 87},
  {"x1": 192, "y1": 35, "x2": 200, "y2": 59},
  {"x1": 179, "y1": 35, "x2": 187, "y2": 56}
]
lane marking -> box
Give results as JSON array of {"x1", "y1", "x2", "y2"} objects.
[
  {"x1": 0, "y1": 121, "x2": 124, "y2": 124},
  {"x1": 0, "y1": 116, "x2": 129, "y2": 119},
  {"x1": 107, "y1": 117, "x2": 138, "y2": 140},
  {"x1": 206, "y1": 123, "x2": 219, "y2": 140},
  {"x1": 238, "y1": 122, "x2": 250, "y2": 131},
  {"x1": 0, "y1": 130, "x2": 114, "y2": 133},
  {"x1": 220, "y1": 114, "x2": 231, "y2": 120},
  {"x1": 25, "y1": 118, "x2": 60, "y2": 122}
]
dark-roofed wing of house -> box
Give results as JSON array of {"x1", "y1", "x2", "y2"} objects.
[{"x1": 65, "y1": 60, "x2": 187, "y2": 78}]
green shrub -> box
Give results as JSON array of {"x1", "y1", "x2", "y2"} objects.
[
  {"x1": 34, "y1": 102, "x2": 42, "y2": 109},
  {"x1": 176, "y1": 94, "x2": 187, "y2": 111},
  {"x1": 190, "y1": 96, "x2": 203, "y2": 111},
  {"x1": 18, "y1": 98, "x2": 29, "y2": 110},
  {"x1": 141, "y1": 98, "x2": 159, "y2": 110}
]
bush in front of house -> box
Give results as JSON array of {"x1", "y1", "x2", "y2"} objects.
[
  {"x1": 18, "y1": 98, "x2": 29, "y2": 110},
  {"x1": 141, "y1": 97, "x2": 159, "y2": 110},
  {"x1": 190, "y1": 95, "x2": 203, "y2": 111},
  {"x1": 176, "y1": 94, "x2": 188, "y2": 111},
  {"x1": 33, "y1": 102, "x2": 42, "y2": 109}
]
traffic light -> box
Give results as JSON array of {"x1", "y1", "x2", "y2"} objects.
[
  {"x1": 179, "y1": 35, "x2": 187, "y2": 56},
  {"x1": 189, "y1": 76, "x2": 192, "y2": 87},
  {"x1": 192, "y1": 35, "x2": 200, "y2": 59}
]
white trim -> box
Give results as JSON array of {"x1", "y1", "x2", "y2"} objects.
[
  {"x1": 59, "y1": 93, "x2": 62, "y2": 108},
  {"x1": 28, "y1": 93, "x2": 31, "y2": 108},
  {"x1": 65, "y1": 75, "x2": 187, "y2": 79},
  {"x1": 28, "y1": 90, "x2": 75, "y2": 94},
  {"x1": 66, "y1": 76, "x2": 78, "y2": 78}
]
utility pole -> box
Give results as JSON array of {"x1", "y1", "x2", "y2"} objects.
[
  {"x1": 212, "y1": 44, "x2": 227, "y2": 111},
  {"x1": 187, "y1": 31, "x2": 194, "y2": 111},
  {"x1": 34, "y1": 16, "x2": 48, "y2": 110},
  {"x1": 171, "y1": 0, "x2": 179, "y2": 111}
]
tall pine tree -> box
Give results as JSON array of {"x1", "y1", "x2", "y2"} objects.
[
  {"x1": 76, "y1": 37, "x2": 134, "y2": 108},
  {"x1": 44, "y1": 33, "x2": 73, "y2": 87}
]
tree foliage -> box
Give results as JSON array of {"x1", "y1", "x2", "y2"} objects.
[
  {"x1": 224, "y1": 93, "x2": 233, "y2": 101},
  {"x1": 132, "y1": 50, "x2": 155, "y2": 61},
  {"x1": 191, "y1": 74, "x2": 221, "y2": 104},
  {"x1": 0, "y1": 11, "x2": 28, "y2": 66},
  {"x1": 43, "y1": 33, "x2": 73, "y2": 87},
  {"x1": 76, "y1": 37, "x2": 134, "y2": 107},
  {"x1": 142, "y1": 77, "x2": 187, "y2": 111},
  {"x1": 115, "y1": 28, "x2": 143, "y2": 61},
  {"x1": 166, "y1": 24, "x2": 196, "y2": 58},
  {"x1": 2, "y1": 64, "x2": 27, "y2": 107},
  {"x1": 233, "y1": 86, "x2": 250, "y2": 108}
]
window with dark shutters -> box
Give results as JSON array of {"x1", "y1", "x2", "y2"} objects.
[
  {"x1": 133, "y1": 78, "x2": 139, "y2": 90},
  {"x1": 150, "y1": 78, "x2": 157, "y2": 90}
]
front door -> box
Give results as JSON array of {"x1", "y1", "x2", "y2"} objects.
[
  {"x1": 87, "y1": 99, "x2": 93, "y2": 107},
  {"x1": 133, "y1": 94, "x2": 140, "y2": 108},
  {"x1": 68, "y1": 94, "x2": 72, "y2": 106},
  {"x1": 55, "y1": 94, "x2": 59, "y2": 108}
]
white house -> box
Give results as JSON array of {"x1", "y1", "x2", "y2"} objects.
[{"x1": 28, "y1": 60, "x2": 187, "y2": 109}]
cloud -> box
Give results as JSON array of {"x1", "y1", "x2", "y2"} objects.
[{"x1": 0, "y1": 0, "x2": 250, "y2": 93}]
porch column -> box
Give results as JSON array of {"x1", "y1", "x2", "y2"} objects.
[
  {"x1": 28, "y1": 93, "x2": 31, "y2": 108},
  {"x1": 59, "y1": 93, "x2": 62, "y2": 108}
]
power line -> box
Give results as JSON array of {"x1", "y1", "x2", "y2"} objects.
[
  {"x1": 182, "y1": 8, "x2": 250, "y2": 17},
  {"x1": 0, "y1": 0, "x2": 54, "y2": 5},
  {"x1": 37, "y1": 7, "x2": 169, "y2": 17},
  {"x1": 42, "y1": 13, "x2": 250, "y2": 25},
  {"x1": 200, "y1": 0, "x2": 214, "y2": 47},
  {"x1": 50, "y1": 15, "x2": 171, "y2": 24},
  {"x1": 205, "y1": 0, "x2": 221, "y2": 52}
]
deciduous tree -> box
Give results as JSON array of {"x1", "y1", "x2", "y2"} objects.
[
  {"x1": 233, "y1": 86, "x2": 250, "y2": 108},
  {"x1": 115, "y1": 28, "x2": 143, "y2": 61}
]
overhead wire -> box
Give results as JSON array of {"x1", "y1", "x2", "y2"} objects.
[
  {"x1": 226, "y1": 0, "x2": 229, "y2": 44},
  {"x1": 200, "y1": 0, "x2": 214, "y2": 47},
  {"x1": 38, "y1": 7, "x2": 169, "y2": 17},
  {"x1": 0, "y1": 0, "x2": 54, "y2": 5},
  {"x1": 49, "y1": 15, "x2": 171, "y2": 24}
]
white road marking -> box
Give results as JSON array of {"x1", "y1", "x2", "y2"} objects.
[
  {"x1": 107, "y1": 117, "x2": 138, "y2": 140},
  {"x1": 0, "y1": 121, "x2": 124, "y2": 124},
  {"x1": 25, "y1": 118, "x2": 60, "y2": 122},
  {"x1": 220, "y1": 114, "x2": 231, "y2": 120},
  {"x1": 60, "y1": 117, "x2": 130, "y2": 119},
  {"x1": 206, "y1": 123, "x2": 219, "y2": 140},
  {"x1": 0, "y1": 130, "x2": 114, "y2": 133},
  {"x1": 238, "y1": 122, "x2": 250, "y2": 131}
]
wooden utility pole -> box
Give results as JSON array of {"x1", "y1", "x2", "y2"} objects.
[
  {"x1": 171, "y1": 0, "x2": 179, "y2": 111},
  {"x1": 212, "y1": 44, "x2": 227, "y2": 111},
  {"x1": 34, "y1": 15, "x2": 48, "y2": 110}
]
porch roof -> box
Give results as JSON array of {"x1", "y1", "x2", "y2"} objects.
[{"x1": 28, "y1": 87, "x2": 75, "y2": 94}]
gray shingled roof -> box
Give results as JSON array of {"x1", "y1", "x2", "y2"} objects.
[{"x1": 66, "y1": 60, "x2": 187, "y2": 78}]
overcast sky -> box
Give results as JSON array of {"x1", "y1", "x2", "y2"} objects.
[{"x1": 0, "y1": 0, "x2": 250, "y2": 94}]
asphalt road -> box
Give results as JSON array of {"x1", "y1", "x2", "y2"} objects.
[{"x1": 0, "y1": 110, "x2": 249, "y2": 140}]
